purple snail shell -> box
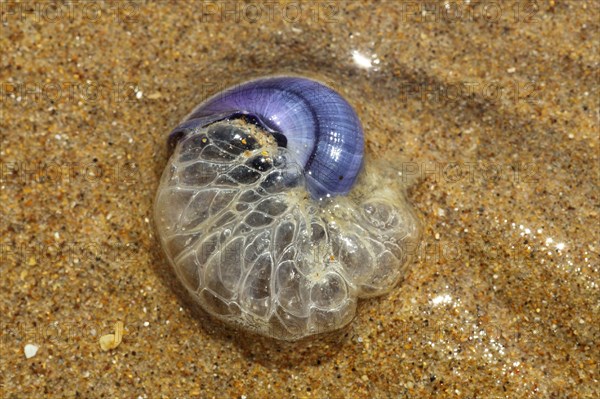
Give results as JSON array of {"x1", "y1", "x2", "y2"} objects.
[
  {"x1": 169, "y1": 76, "x2": 364, "y2": 199},
  {"x1": 154, "y1": 76, "x2": 419, "y2": 340}
]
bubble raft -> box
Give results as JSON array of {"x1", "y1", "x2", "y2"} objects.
[{"x1": 154, "y1": 120, "x2": 419, "y2": 340}]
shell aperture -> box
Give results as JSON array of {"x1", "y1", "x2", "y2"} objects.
[{"x1": 154, "y1": 77, "x2": 419, "y2": 340}]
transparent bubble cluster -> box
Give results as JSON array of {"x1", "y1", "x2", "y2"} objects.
[{"x1": 154, "y1": 120, "x2": 419, "y2": 340}]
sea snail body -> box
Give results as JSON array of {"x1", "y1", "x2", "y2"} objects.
[{"x1": 154, "y1": 76, "x2": 419, "y2": 340}]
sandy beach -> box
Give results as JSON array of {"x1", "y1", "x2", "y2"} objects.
[{"x1": 1, "y1": 1, "x2": 598, "y2": 398}]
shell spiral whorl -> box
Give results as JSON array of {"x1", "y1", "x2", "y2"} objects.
[{"x1": 154, "y1": 76, "x2": 419, "y2": 340}]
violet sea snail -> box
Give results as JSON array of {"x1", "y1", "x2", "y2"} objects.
[{"x1": 154, "y1": 76, "x2": 419, "y2": 340}]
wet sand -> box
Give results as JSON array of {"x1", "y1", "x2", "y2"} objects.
[{"x1": 1, "y1": 1, "x2": 598, "y2": 398}]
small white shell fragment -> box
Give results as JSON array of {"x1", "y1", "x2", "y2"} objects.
[
  {"x1": 24, "y1": 344, "x2": 39, "y2": 359},
  {"x1": 99, "y1": 321, "x2": 124, "y2": 351}
]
